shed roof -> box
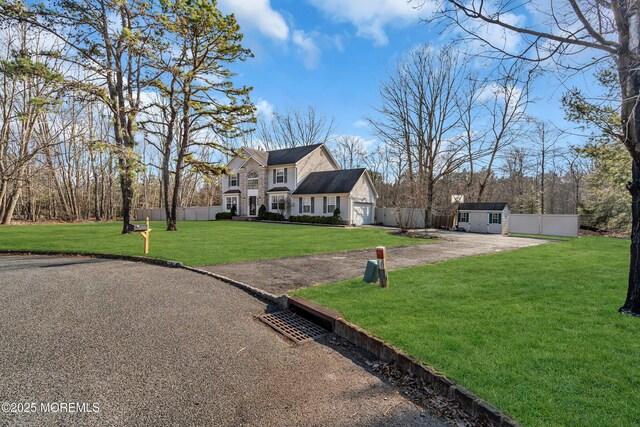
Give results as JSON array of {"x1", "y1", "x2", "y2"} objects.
[
  {"x1": 458, "y1": 202, "x2": 508, "y2": 211},
  {"x1": 292, "y1": 168, "x2": 366, "y2": 195}
]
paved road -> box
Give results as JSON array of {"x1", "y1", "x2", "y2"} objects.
[
  {"x1": 203, "y1": 230, "x2": 552, "y2": 295},
  {"x1": 0, "y1": 255, "x2": 446, "y2": 427}
]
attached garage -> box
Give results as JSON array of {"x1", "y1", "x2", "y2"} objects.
[
  {"x1": 456, "y1": 202, "x2": 509, "y2": 234},
  {"x1": 292, "y1": 168, "x2": 378, "y2": 226},
  {"x1": 352, "y1": 203, "x2": 374, "y2": 225}
]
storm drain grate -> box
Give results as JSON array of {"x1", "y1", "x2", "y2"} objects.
[{"x1": 258, "y1": 310, "x2": 329, "y2": 344}]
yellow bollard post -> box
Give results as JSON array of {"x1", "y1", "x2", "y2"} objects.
[{"x1": 141, "y1": 217, "x2": 151, "y2": 255}]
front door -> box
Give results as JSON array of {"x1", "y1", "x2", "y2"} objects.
[{"x1": 249, "y1": 196, "x2": 257, "y2": 216}]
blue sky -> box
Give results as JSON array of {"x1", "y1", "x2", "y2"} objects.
[{"x1": 218, "y1": 0, "x2": 596, "y2": 148}]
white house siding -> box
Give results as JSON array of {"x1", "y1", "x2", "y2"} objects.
[
  {"x1": 296, "y1": 147, "x2": 338, "y2": 184},
  {"x1": 350, "y1": 174, "x2": 377, "y2": 204},
  {"x1": 265, "y1": 166, "x2": 296, "y2": 215},
  {"x1": 221, "y1": 156, "x2": 244, "y2": 195},
  {"x1": 266, "y1": 166, "x2": 296, "y2": 192},
  {"x1": 292, "y1": 194, "x2": 348, "y2": 218}
]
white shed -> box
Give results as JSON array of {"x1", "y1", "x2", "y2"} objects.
[{"x1": 456, "y1": 202, "x2": 509, "y2": 234}]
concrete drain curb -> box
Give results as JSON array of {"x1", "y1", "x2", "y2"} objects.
[{"x1": 288, "y1": 296, "x2": 521, "y2": 427}]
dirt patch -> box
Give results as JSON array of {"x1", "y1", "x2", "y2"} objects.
[
  {"x1": 201, "y1": 230, "x2": 552, "y2": 296},
  {"x1": 579, "y1": 229, "x2": 629, "y2": 239},
  {"x1": 390, "y1": 230, "x2": 438, "y2": 239}
]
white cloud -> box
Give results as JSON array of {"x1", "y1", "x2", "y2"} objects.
[
  {"x1": 308, "y1": 0, "x2": 432, "y2": 46},
  {"x1": 255, "y1": 98, "x2": 274, "y2": 118},
  {"x1": 218, "y1": 0, "x2": 289, "y2": 41},
  {"x1": 353, "y1": 120, "x2": 368, "y2": 128},
  {"x1": 472, "y1": 12, "x2": 526, "y2": 53},
  {"x1": 292, "y1": 30, "x2": 321, "y2": 70}
]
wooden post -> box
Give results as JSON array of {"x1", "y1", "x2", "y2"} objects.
[
  {"x1": 376, "y1": 246, "x2": 388, "y2": 288},
  {"x1": 140, "y1": 217, "x2": 151, "y2": 255}
]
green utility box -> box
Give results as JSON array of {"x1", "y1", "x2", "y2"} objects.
[{"x1": 363, "y1": 259, "x2": 379, "y2": 283}]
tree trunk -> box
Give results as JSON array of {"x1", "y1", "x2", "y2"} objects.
[
  {"x1": 618, "y1": 2, "x2": 640, "y2": 315},
  {"x1": 162, "y1": 149, "x2": 172, "y2": 230},
  {"x1": 169, "y1": 146, "x2": 186, "y2": 232},
  {"x1": 120, "y1": 168, "x2": 134, "y2": 234},
  {"x1": 2, "y1": 185, "x2": 21, "y2": 224},
  {"x1": 622, "y1": 160, "x2": 640, "y2": 315},
  {"x1": 424, "y1": 178, "x2": 434, "y2": 229}
]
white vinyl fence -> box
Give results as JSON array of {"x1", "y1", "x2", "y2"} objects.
[
  {"x1": 374, "y1": 208, "x2": 454, "y2": 229},
  {"x1": 375, "y1": 207, "x2": 424, "y2": 228},
  {"x1": 508, "y1": 214, "x2": 579, "y2": 237},
  {"x1": 136, "y1": 206, "x2": 222, "y2": 221}
]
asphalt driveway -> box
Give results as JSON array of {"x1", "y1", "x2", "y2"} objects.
[
  {"x1": 0, "y1": 255, "x2": 446, "y2": 427},
  {"x1": 202, "y1": 230, "x2": 552, "y2": 295}
]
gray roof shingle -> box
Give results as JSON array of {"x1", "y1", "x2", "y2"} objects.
[
  {"x1": 292, "y1": 168, "x2": 366, "y2": 195},
  {"x1": 458, "y1": 202, "x2": 508, "y2": 211},
  {"x1": 266, "y1": 144, "x2": 322, "y2": 165},
  {"x1": 239, "y1": 144, "x2": 324, "y2": 167}
]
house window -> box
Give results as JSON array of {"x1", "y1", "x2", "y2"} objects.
[
  {"x1": 302, "y1": 197, "x2": 311, "y2": 213},
  {"x1": 226, "y1": 196, "x2": 238, "y2": 211},
  {"x1": 271, "y1": 195, "x2": 286, "y2": 211},
  {"x1": 327, "y1": 196, "x2": 336, "y2": 213},
  {"x1": 229, "y1": 173, "x2": 238, "y2": 187},
  {"x1": 490, "y1": 213, "x2": 501, "y2": 224},
  {"x1": 247, "y1": 171, "x2": 258, "y2": 189},
  {"x1": 276, "y1": 168, "x2": 285, "y2": 183},
  {"x1": 458, "y1": 212, "x2": 469, "y2": 223}
]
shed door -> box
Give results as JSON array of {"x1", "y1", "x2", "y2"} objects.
[{"x1": 469, "y1": 212, "x2": 487, "y2": 233}]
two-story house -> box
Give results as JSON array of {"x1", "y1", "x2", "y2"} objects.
[{"x1": 221, "y1": 143, "x2": 378, "y2": 225}]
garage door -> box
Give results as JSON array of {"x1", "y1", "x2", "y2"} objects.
[{"x1": 353, "y1": 203, "x2": 374, "y2": 225}]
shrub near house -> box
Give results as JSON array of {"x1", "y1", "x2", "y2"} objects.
[{"x1": 289, "y1": 208, "x2": 342, "y2": 225}]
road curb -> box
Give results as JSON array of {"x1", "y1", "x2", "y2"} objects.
[
  {"x1": 181, "y1": 265, "x2": 287, "y2": 305},
  {"x1": 0, "y1": 250, "x2": 184, "y2": 268},
  {"x1": 288, "y1": 296, "x2": 521, "y2": 427}
]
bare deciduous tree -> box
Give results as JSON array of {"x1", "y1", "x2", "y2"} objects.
[
  {"x1": 370, "y1": 44, "x2": 468, "y2": 226},
  {"x1": 257, "y1": 106, "x2": 335, "y2": 150},
  {"x1": 333, "y1": 135, "x2": 367, "y2": 169}
]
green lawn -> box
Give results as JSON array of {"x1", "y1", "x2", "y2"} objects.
[
  {"x1": 0, "y1": 221, "x2": 429, "y2": 266},
  {"x1": 293, "y1": 237, "x2": 639, "y2": 426}
]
